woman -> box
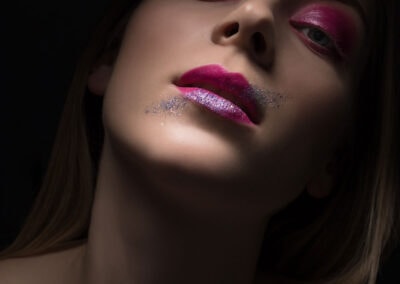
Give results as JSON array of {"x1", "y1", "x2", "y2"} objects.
[{"x1": 0, "y1": 0, "x2": 399, "y2": 283}]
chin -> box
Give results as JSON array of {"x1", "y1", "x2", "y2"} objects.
[{"x1": 105, "y1": 115, "x2": 247, "y2": 182}]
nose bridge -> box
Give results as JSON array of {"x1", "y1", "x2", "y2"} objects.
[
  {"x1": 211, "y1": 0, "x2": 275, "y2": 69},
  {"x1": 236, "y1": 0, "x2": 274, "y2": 27}
]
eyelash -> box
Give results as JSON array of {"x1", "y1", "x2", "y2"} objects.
[
  {"x1": 290, "y1": 22, "x2": 341, "y2": 59},
  {"x1": 300, "y1": 27, "x2": 334, "y2": 48}
]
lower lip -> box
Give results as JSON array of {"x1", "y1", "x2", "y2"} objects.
[{"x1": 177, "y1": 87, "x2": 252, "y2": 125}]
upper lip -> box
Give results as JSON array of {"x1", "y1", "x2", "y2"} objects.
[{"x1": 175, "y1": 64, "x2": 261, "y2": 124}]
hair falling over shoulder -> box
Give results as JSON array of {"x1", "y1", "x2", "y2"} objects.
[
  {"x1": 1, "y1": 0, "x2": 399, "y2": 283},
  {"x1": 0, "y1": 0, "x2": 136, "y2": 258}
]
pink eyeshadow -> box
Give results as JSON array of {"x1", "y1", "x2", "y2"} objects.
[{"x1": 290, "y1": 4, "x2": 359, "y2": 57}]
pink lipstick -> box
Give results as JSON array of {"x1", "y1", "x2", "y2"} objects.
[{"x1": 175, "y1": 64, "x2": 261, "y2": 125}]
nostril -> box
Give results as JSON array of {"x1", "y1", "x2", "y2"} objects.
[
  {"x1": 223, "y1": 22, "x2": 240, "y2": 38},
  {"x1": 252, "y1": 32, "x2": 267, "y2": 54}
]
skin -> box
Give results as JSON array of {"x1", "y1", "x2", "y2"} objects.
[{"x1": 0, "y1": 0, "x2": 366, "y2": 283}]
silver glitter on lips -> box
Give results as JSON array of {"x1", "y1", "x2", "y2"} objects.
[
  {"x1": 182, "y1": 88, "x2": 251, "y2": 123},
  {"x1": 145, "y1": 85, "x2": 287, "y2": 118}
]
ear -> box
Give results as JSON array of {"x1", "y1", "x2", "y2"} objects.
[
  {"x1": 306, "y1": 161, "x2": 335, "y2": 199},
  {"x1": 87, "y1": 64, "x2": 113, "y2": 96}
]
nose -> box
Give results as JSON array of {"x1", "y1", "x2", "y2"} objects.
[{"x1": 211, "y1": 1, "x2": 275, "y2": 69}]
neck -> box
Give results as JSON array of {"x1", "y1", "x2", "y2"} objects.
[{"x1": 82, "y1": 144, "x2": 269, "y2": 284}]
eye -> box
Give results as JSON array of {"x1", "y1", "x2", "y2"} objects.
[
  {"x1": 288, "y1": 4, "x2": 360, "y2": 61},
  {"x1": 290, "y1": 21, "x2": 341, "y2": 59},
  {"x1": 299, "y1": 27, "x2": 334, "y2": 49}
]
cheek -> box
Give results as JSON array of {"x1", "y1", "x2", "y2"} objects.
[
  {"x1": 121, "y1": 1, "x2": 205, "y2": 64},
  {"x1": 276, "y1": 35, "x2": 351, "y2": 142},
  {"x1": 121, "y1": 3, "x2": 178, "y2": 68},
  {"x1": 288, "y1": 67, "x2": 349, "y2": 138},
  {"x1": 101, "y1": 3, "x2": 188, "y2": 133},
  {"x1": 250, "y1": 51, "x2": 351, "y2": 192}
]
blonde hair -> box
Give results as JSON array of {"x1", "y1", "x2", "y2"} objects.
[{"x1": 2, "y1": 0, "x2": 399, "y2": 283}]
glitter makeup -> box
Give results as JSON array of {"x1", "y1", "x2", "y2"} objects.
[
  {"x1": 177, "y1": 86, "x2": 253, "y2": 125},
  {"x1": 145, "y1": 86, "x2": 285, "y2": 120},
  {"x1": 176, "y1": 64, "x2": 261, "y2": 124},
  {"x1": 145, "y1": 96, "x2": 189, "y2": 116},
  {"x1": 145, "y1": 65, "x2": 287, "y2": 123}
]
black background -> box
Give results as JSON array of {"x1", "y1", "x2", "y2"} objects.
[
  {"x1": 0, "y1": 0, "x2": 398, "y2": 282},
  {"x1": 0, "y1": 0, "x2": 109, "y2": 248}
]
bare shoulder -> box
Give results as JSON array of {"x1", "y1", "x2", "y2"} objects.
[{"x1": 0, "y1": 244, "x2": 86, "y2": 284}]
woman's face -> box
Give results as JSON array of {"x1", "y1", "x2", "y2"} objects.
[{"x1": 98, "y1": 0, "x2": 365, "y2": 214}]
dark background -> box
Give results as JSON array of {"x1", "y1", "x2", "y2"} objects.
[
  {"x1": 0, "y1": 0, "x2": 109, "y2": 248},
  {"x1": 0, "y1": 0, "x2": 399, "y2": 282}
]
